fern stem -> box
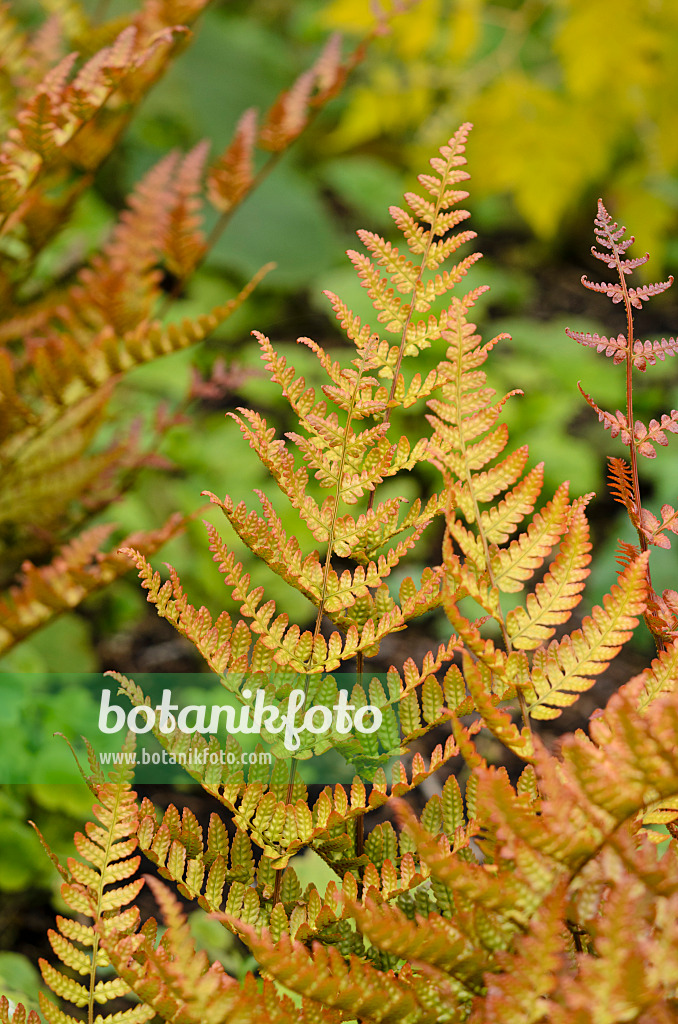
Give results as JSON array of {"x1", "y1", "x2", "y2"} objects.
[
  {"x1": 275, "y1": 363, "x2": 366, "y2": 905},
  {"x1": 614, "y1": 246, "x2": 664, "y2": 653}
]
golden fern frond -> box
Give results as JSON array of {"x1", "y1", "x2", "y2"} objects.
[
  {"x1": 505, "y1": 497, "x2": 592, "y2": 651},
  {"x1": 204, "y1": 488, "x2": 421, "y2": 621},
  {"x1": 489, "y1": 480, "x2": 572, "y2": 594},
  {"x1": 205, "y1": 32, "x2": 347, "y2": 220},
  {"x1": 129, "y1": 128, "x2": 491, "y2": 737},
  {"x1": 522, "y1": 552, "x2": 648, "y2": 719},
  {"x1": 545, "y1": 883, "x2": 678, "y2": 1022},
  {"x1": 35, "y1": 737, "x2": 151, "y2": 1024},
  {"x1": 231, "y1": 922, "x2": 433, "y2": 1024}
]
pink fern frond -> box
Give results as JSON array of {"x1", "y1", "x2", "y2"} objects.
[
  {"x1": 627, "y1": 278, "x2": 674, "y2": 308},
  {"x1": 633, "y1": 336, "x2": 678, "y2": 370},
  {"x1": 580, "y1": 276, "x2": 624, "y2": 303},
  {"x1": 565, "y1": 329, "x2": 629, "y2": 364}
]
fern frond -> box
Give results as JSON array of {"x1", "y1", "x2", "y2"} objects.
[
  {"x1": 522, "y1": 552, "x2": 648, "y2": 719},
  {"x1": 161, "y1": 138, "x2": 209, "y2": 280},
  {"x1": 621, "y1": 639, "x2": 678, "y2": 714},
  {"x1": 36, "y1": 738, "x2": 151, "y2": 1024},
  {"x1": 579, "y1": 386, "x2": 678, "y2": 458},
  {"x1": 506, "y1": 498, "x2": 592, "y2": 650},
  {"x1": 0, "y1": 998, "x2": 41, "y2": 1024},
  {"x1": 566, "y1": 329, "x2": 678, "y2": 372},
  {"x1": 104, "y1": 879, "x2": 342, "y2": 1024},
  {"x1": 122, "y1": 549, "x2": 242, "y2": 675},
  {"x1": 100, "y1": 876, "x2": 253, "y2": 1024},
  {"x1": 68, "y1": 150, "x2": 178, "y2": 331},
  {"x1": 489, "y1": 481, "x2": 572, "y2": 593},
  {"x1": 566, "y1": 329, "x2": 630, "y2": 364},
  {"x1": 207, "y1": 106, "x2": 256, "y2": 213},
  {"x1": 465, "y1": 886, "x2": 568, "y2": 1023},
  {"x1": 0, "y1": 513, "x2": 187, "y2": 654},
  {"x1": 632, "y1": 335, "x2": 678, "y2": 369},
  {"x1": 638, "y1": 503, "x2": 678, "y2": 548},
  {"x1": 607, "y1": 456, "x2": 636, "y2": 517},
  {"x1": 258, "y1": 34, "x2": 345, "y2": 154},
  {"x1": 477, "y1": 463, "x2": 544, "y2": 545},
  {"x1": 231, "y1": 924, "x2": 431, "y2": 1024}
]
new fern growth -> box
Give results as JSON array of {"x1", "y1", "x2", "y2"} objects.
[
  {"x1": 8, "y1": 126, "x2": 678, "y2": 1024},
  {"x1": 567, "y1": 199, "x2": 678, "y2": 650}
]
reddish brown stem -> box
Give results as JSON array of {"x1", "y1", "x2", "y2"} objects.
[{"x1": 613, "y1": 246, "x2": 665, "y2": 654}]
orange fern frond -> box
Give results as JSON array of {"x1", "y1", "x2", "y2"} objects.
[
  {"x1": 161, "y1": 138, "x2": 209, "y2": 280},
  {"x1": 0, "y1": 512, "x2": 188, "y2": 654},
  {"x1": 505, "y1": 497, "x2": 592, "y2": 651},
  {"x1": 207, "y1": 107, "x2": 257, "y2": 213}
]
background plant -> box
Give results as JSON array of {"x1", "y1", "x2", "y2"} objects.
[
  {"x1": 8, "y1": 0, "x2": 678, "y2": 677},
  {"x1": 0, "y1": 0, "x2": 360, "y2": 663},
  {"x1": 320, "y1": 0, "x2": 678, "y2": 260}
]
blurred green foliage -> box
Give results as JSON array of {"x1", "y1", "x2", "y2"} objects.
[{"x1": 318, "y1": 0, "x2": 678, "y2": 270}]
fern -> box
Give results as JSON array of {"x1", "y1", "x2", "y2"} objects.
[
  {"x1": 33, "y1": 736, "x2": 150, "y2": 1024},
  {"x1": 121, "y1": 128, "x2": 484, "y2": 788},
  {"x1": 8, "y1": 125, "x2": 678, "y2": 1024},
  {"x1": 567, "y1": 199, "x2": 678, "y2": 648},
  {"x1": 0, "y1": 0, "x2": 357, "y2": 655},
  {"x1": 428, "y1": 235, "x2": 648, "y2": 725}
]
